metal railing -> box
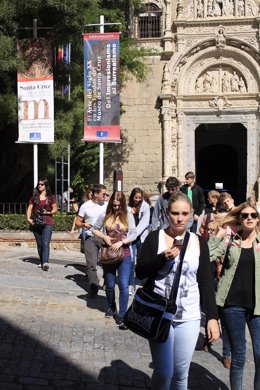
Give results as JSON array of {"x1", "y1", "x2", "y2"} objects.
[{"x1": 0, "y1": 203, "x2": 76, "y2": 232}]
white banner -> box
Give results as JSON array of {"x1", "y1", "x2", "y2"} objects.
[{"x1": 17, "y1": 38, "x2": 54, "y2": 143}]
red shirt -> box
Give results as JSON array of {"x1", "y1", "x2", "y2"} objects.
[{"x1": 29, "y1": 196, "x2": 56, "y2": 225}]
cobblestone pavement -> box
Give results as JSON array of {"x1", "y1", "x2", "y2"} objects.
[{"x1": 0, "y1": 245, "x2": 255, "y2": 389}]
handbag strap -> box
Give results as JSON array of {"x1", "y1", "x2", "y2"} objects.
[{"x1": 169, "y1": 231, "x2": 190, "y2": 304}]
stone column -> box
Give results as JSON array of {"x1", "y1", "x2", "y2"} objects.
[
  {"x1": 161, "y1": 101, "x2": 173, "y2": 182},
  {"x1": 177, "y1": 112, "x2": 184, "y2": 179}
]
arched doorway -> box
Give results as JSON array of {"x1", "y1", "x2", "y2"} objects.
[{"x1": 195, "y1": 123, "x2": 247, "y2": 204}]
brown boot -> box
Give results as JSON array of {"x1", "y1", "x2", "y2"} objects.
[{"x1": 222, "y1": 356, "x2": 231, "y2": 369}]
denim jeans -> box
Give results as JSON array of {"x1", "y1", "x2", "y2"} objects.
[
  {"x1": 149, "y1": 320, "x2": 200, "y2": 390},
  {"x1": 103, "y1": 255, "x2": 132, "y2": 318},
  {"x1": 221, "y1": 306, "x2": 260, "y2": 390},
  {"x1": 33, "y1": 224, "x2": 53, "y2": 265},
  {"x1": 129, "y1": 239, "x2": 142, "y2": 286}
]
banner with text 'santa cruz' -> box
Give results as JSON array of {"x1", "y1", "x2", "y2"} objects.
[
  {"x1": 17, "y1": 38, "x2": 54, "y2": 143},
  {"x1": 83, "y1": 33, "x2": 120, "y2": 142}
]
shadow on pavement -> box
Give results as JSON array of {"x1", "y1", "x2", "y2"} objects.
[
  {"x1": 189, "y1": 362, "x2": 229, "y2": 390},
  {"x1": 0, "y1": 316, "x2": 98, "y2": 389},
  {"x1": 22, "y1": 257, "x2": 39, "y2": 266},
  {"x1": 99, "y1": 359, "x2": 151, "y2": 388}
]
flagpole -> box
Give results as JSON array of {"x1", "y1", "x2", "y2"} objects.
[
  {"x1": 99, "y1": 15, "x2": 104, "y2": 184},
  {"x1": 33, "y1": 19, "x2": 38, "y2": 187}
]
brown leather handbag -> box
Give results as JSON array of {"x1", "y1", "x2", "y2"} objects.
[
  {"x1": 99, "y1": 242, "x2": 124, "y2": 265},
  {"x1": 99, "y1": 230, "x2": 125, "y2": 265}
]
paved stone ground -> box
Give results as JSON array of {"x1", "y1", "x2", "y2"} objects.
[{"x1": 0, "y1": 245, "x2": 255, "y2": 389}]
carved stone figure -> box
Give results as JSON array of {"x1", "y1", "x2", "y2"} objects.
[
  {"x1": 222, "y1": 0, "x2": 234, "y2": 16},
  {"x1": 197, "y1": 0, "x2": 204, "y2": 18},
  {"x1": 212, "y1": 0, "x2": 221, "y2": 16},
  {"x1": 230, "y1": 71, "x2": 239, "y2": 92},
  {"x1": 187, "y1": 1, "x2": 195, "y2": 18},
  {"x1": 203, "y1": 72, "x2": 212, "y2": 92},
  {"x1": 238, "y1": 0, "x2": 245, "y2": 16},
  {"x1": 161, "y1": 64, "x2": 171, "y2": 93},
  {"x1": 222, "y1": 71, "x2": 231, "y2": 92},
  {"x1": 247, "y1": 0, "x2": 258, "y2": 16},
  {"x1": 195, "y1": 76, "x2": 204, "y2": 93},
  {"x1": 238, "y1": 77, "x2": 247, "y2": 92},
  {"x1": 216, "y1": 29, "x2": 226, "y2": 49},
  {"x1": 207, "y1": 0, "x2": 214, "y2": 16},
  {"x1": 210, "y1": 75, "x2": 219, "y2": 93}
]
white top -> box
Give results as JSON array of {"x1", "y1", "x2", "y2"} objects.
[
  {"x1": 154, "y1": 231, "x2": 201, "y2": 322},
  {"x1": 78, "y1": 200, "x2": 107, "y2": 236}
]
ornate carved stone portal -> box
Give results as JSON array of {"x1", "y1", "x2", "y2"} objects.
[{"x1": 159, "y1": 0, "x2": 260, "y2": 198}]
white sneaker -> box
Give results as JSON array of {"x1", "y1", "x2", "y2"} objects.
[
  {"x1": 38, "y1": 264, "x2": 42, "y2": 268},
  {"x1": 43, "y1": 263, "x2": 49, "y2": 271}
]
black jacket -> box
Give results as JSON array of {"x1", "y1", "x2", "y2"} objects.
[
  {"x1": 136, "y1": 230, "x2": 218, "y2": 321},
  {"x1": 180, "y1": 183, "x2": 205, "y2": 216}
]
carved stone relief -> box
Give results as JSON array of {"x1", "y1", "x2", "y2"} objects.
[
  {"x1": 184, "y1": 0, "x2": 258, "y2": 19},
  {"x1": 194, "y1": 67, "x2": 247, "y2": 93}
]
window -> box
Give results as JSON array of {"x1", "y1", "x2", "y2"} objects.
[{"x1": 137, "y1": 3, "x2": 162, "y2": 38}]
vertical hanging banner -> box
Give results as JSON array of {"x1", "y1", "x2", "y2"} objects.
[
  {"x1": 83, "y1": 32, "x2": 120, "y2": 142},
  {"x1": 17, "y1": 38, "x2": 54, "y2": 143}
]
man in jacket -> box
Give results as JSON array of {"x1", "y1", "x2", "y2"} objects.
[
  {"x1": 180, "y1": 171, "x2": 205, "y2": 233},
  {"x1": 151, "y1": 176, "x2": 194, "y2": 231}
]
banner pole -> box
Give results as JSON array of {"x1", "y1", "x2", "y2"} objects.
[
  {"x1": 99, "y1": 15, "x2": 104, "y2": 184},
  {"x1": 33, "y1": 19, "x2": 38, "y2": 187}
]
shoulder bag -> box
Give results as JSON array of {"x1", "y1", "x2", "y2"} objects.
[
  {"x1": 123, "y1": 231, "x2": 190, "y2": 343},
  {"x1": 98, "y1": 229, "x2": 124, "y2": 265}
]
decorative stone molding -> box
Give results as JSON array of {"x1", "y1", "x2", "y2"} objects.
[
  {"x1": 209, "y1": 95, "x2": 232, "y2": 110},
  {"x1": 184, "y1": 0, "x2": 258, "y2": 19}
]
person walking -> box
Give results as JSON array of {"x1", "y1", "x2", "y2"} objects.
[
  {"x1": 180, "y1": 171, "x2": 205, "y2": 233},
  {"x1": 26, "y1": 178, "x2": 57, "y2": 271},
  {"x1": 151, "y1": 177, "x2": 181, "y2": 231},
  {"x1": 128, "y1": 187, "x2": 150, "y2": 293},
  {"x1": 208, "y1": 201, "x2": 260, "y2": 390},
  {"x1": 136, "y1": 192, "x2": 219, "y2": 390},
  {"x1": 76, "y1": 184, "x2": 108, "y2": 296},
  {"x1": 93, "y1": 191, "x2": 137, "y2": 329}
]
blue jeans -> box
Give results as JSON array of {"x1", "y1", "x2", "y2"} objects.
[
  {"x1": 129, "y1": 239, "x2": 142, "y2": 286},
  {"x1": 221, "y1": 306, "x2": 260, "y2": 390},
  {"x1": 32, "y1": 224, "x2": 53, "y2": 266},
  {"x1": 103, "y1": 255, "x2": 132, "y2": 318},
  {"x1": 149, "y1": 320, "x2": 200, "y2": 390}
]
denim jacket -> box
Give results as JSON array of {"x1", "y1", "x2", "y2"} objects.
[{"x1": 208, "y1": 232, "x2": 260, "y2": 315}]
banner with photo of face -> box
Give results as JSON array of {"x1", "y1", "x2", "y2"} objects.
[
  {"x1": 83, "y1": 32, "x2": 120, "y2": 142},
  {"x1": 17, "y1": 38, "x2": 54, "y2": 143}
]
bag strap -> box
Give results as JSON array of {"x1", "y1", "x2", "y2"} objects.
[{"x1": 169, "y1": 231, "x2": 190, "y2": 305}]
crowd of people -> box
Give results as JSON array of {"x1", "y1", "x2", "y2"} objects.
[{"x1": 26, "y1": 173, "x2": 260, "y2": 390}]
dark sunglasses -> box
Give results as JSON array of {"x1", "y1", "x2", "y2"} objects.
[
  {"x1": 240, "y1": 212, "x2": 258, "y2": 220},
  {"x1": 38, "y1": 182, "x2": 45, "y2": 186},
  {"x1": 169, "y1": 211, "x2": 190, "y2": 216},
  {"x1": 207, "y1": 228, "x2": 216, "y2": 232}
]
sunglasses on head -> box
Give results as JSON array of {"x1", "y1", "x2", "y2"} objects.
[{"x1": 240, "y1": 212, "x2": 258, "y2": 220}]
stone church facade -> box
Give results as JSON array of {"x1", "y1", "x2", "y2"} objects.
[{"x1": 110, "y1": 0, "x2": 260, "y2": 203}]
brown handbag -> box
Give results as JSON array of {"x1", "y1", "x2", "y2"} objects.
[
  {"x1": 99, "y1": 242, "x2": 124, "y2": 265},
  {"x1": 99, "y1": 228, "x2": 125, "y2": 265}
]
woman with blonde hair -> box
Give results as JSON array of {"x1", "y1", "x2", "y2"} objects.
[
  {"x1": 208, "y1": 201, "x2": 260, "y2": 390},
  {"x1": 93, "y1": 191, "x2": 136, "y2": 329}
]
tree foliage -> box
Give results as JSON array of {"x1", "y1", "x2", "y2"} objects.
[{"x1": 0, "y1": 0, "x2": 150, "y2": 202}]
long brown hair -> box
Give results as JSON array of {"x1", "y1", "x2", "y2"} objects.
[{"x1": 104, "y1": 191, "x2": 128, "y2": 230}]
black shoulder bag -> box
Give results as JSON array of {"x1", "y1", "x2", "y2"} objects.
[{"x1": 123, "y1": 231, "x2": 190, "y2": 343}]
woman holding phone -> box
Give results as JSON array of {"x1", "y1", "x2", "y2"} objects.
[{"x1": 136, "y1": 192, "x2": 219, "y2": 390}]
